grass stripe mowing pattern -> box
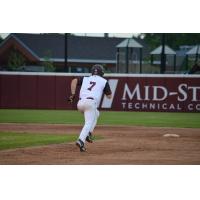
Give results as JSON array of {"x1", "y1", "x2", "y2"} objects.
[
  {"x1": 0, "y1": 109, "x2": 200, "y2": 128},
  {"x1": 0, "y1": 132, "x2": 77, "y2": 150},
  {"x1": 0, "y1": 132, "x2": 102, "y2": 151}
]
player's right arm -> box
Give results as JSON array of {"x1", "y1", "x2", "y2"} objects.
[
  {"x1": 68, "y1": 77, "x2": 83, "y2": 103},
  {"x1": 70, "y1": 78, "x2": 78, "y2": 95},
  {"x1": 70, "y1": 77, "x2": 83, "y2": 94}
]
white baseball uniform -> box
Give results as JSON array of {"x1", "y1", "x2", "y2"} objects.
[{"x1": 77, "y1": 75, "x2": 111, "y2": 143}]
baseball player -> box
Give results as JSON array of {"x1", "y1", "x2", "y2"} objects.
[{"x1": 68, "y1": 64, "x2": 112, "y2": 152}]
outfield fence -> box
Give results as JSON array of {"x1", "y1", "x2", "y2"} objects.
[{"x1": 0, "y1": 72, "x2": 200, "y2": 112}]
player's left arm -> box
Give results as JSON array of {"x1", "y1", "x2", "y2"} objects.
[{"x1": 104, "y1": 81, "x2": 112, "y2": 99}]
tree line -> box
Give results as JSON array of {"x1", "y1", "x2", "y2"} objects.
[
  {"x1": 138, "y1": 33, "x2": 200, "y2": 50},
  {"x1": 0, "y1": 35, "x2": 3, "y2": 44}
]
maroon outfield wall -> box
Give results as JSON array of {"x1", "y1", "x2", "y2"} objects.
[{"x1": 0, "y1": 72, "x2": 200, "y2": 112}]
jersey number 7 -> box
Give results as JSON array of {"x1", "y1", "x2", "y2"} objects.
[{"x1": 87, "y1": 81, "x2": 96, "y2": 91}]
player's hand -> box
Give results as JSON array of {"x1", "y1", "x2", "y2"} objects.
[{"x1": 68, "y1": 94, "x2": 75, "y2": 103}]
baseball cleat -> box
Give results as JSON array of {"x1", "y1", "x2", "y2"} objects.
[
  {"x1": 86, "y1": 132, "x2": 93, "y2": 143},
  {"x1": 76, "y1": 139, "x2": 86, "y2": 152}
]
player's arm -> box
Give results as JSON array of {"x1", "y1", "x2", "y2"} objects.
[
  {"x1": 68, "y1": 77, "x2": 83, "y2": 103},
  {"x1": 104, "y1": 81, "x2": 112, "y2": 99},
  {"x1": 70, "y1": 78, "x2": 78, "y2": 95}
]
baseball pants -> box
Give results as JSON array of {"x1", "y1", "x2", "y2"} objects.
[{"x1": 77, "y1": 99, "x2": 100, "y2": 143}]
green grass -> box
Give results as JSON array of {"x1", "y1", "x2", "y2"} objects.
[
  {"x1": 0, "y1": 109, "x2": 83, "y2": 124},
  {"x1": 99, "y1": 111, "x2": 200, "y2": 128},
  {"x1": 0, "y1": 132, "x2": 78, "y2": 150},
  {"x1": 0, "y1": 109, "x2": 200, "y2": 128},
  {"x1": 0, "y1": 109, "x2": 199, "y2": 150}
]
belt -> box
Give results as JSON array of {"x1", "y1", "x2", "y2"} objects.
[{"x1": 79, "y1": 97, "x2": 94, "y2": 100}]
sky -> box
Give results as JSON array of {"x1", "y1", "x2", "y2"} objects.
[
  {"x1": 0, "y1": 33, "x2": 139, "y2": 39},
  {"x1": 74, "y1": 33, "x2": 139, "y2": 38}
]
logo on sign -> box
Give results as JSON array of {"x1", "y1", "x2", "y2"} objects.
[{"x1": 100, "y1": 79, "x2": 200, "y2": 111}]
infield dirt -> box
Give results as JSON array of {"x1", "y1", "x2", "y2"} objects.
[{"x1": 0, "y1": 123, "x2": 200, "y2": 164}]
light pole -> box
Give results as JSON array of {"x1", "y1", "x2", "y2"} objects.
[
  {"x1": 160, "y1": 33, "x2": 166, "y2": 74},
  {"x1": 64, "y1": 33, "x2": 68, "y2": 72}
]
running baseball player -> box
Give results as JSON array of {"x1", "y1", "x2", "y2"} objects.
[{"x1": 68, "y1": 64, "x2": 112, "y2": 152}]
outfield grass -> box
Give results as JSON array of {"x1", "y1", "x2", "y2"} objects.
[
  {"x1": 0, "y1": 109, "x2": 200, "y2": 128},
  {"x1": 0, "y1": 132, "x2": 78, "y2": 150}
]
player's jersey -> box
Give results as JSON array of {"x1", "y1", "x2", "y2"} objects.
[{"x1": 79, "y1": 75, "x2": 111, "y2": 107}]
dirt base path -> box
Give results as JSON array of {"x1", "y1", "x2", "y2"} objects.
[{"x1": 0, "y1": 123, "x2": 200, "y2": 164}]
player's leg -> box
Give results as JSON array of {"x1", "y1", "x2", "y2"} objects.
[
  {"x1": 76, "y1": 100, "x2": 96, "y2": 151},
  {"x1": 90, "y1": 109, "x2": 99, "y2": 133},
  {"x1": 86, "y1": 109, "x2": 99, "y2": 143},
  {"x1": 78, "y1": 105, "x2": 96, "y2": 143},
  {"x1": 76, "y1": 100, "x2": 88, "y2": 151}
]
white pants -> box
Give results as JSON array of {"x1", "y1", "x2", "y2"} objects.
[{"x1": 77, "y1": 99, "x2": 100, "y2": 143}]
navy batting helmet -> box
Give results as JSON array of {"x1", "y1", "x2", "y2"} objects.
[{"x1": 91, "y1": 64, "x2": 104, "y2": 77}]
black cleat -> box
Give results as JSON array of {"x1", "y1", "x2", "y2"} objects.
[
  {"x1": 76, "y1": 139, "x2": 86, "y2": 152},
  {"x1": 86, "y1": 132, "x2": 93, "y2": 143}
]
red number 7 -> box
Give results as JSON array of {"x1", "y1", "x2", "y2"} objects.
[{"x1": 87, "y1": 81, "x2": 96, "y2": 91}]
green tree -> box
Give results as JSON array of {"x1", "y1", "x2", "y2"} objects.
[
  {"x1": 0, "y1": 35, "x2": 3, "y2": 44},
  {"x1": 42, "y1": 50, "x2": 55, "y2": 72},
  {"x1": 7, "y1": 49, "x2": 25, "y2": 71},
  {"x1": 139, "y1": 33, "x2": 162, "y2": 50},
  {"x1": 165, "y1": 33, "x2": 200, "y2": 49},
  {"x1": 43, "y1": 58, "x2": 55, "y2": 72},
  {"x1": 139, "y1": 33, "x2": 200, "y2": 50}
]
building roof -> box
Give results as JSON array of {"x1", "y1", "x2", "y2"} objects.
[
  {"x1": 116, "y1": 38, "x2": 143, "y2": 48},
  {"x1": 1, "y1": 33, "x2": 147, "y2": 63},
  {"x1": 186, "y1": 45, "x2": 200, "y2": 55},
  {"x1": 150, "y1": 45, "x2": 176, "y2": 55}
]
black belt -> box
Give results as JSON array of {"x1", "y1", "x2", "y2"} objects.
[{"x1": 79, "y1": 97, "x2": 94, "y2": 100}]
